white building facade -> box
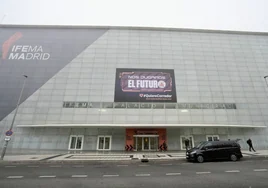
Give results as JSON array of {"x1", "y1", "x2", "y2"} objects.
[{"x1": 0, "y1": 25, "x2": 268, "y2": 153}]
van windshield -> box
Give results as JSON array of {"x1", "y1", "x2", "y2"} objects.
[{"x1": 196, "y1": 141, "x2": 207, "y2": 149}]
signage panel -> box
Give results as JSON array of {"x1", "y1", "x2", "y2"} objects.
[
  {"x1": 114, "y1": 68, "x2": 177, "y2": 102},
  {"x1": 63, "y1": 102, "x2": 237, "y2": 109}
]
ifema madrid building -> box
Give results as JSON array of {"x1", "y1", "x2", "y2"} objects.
[{"x1": 0, "y1": 24, "x2": 268, "y2": 153}]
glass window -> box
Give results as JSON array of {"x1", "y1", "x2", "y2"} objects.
[
  {"x1": 181, "y1": 136, "x2": 194, "y2": 150},
  {"x1": 207, "y1": 135, "x2": 219, "y2": 141},
  {"x1": 102, "y1": 102, "x2": 113, "y2": 108},
  {"x1": 196, "y1": 141, "x2": 207, "y2": 149},
  {"x1": 69, "y1": 135, "x2": 84, "y2": 150},
  {"x1": 223, "y1": 143, "x2": 232, "y2": 148},
  {"x1": 165, "y1": 103, "x2": 176, "y2": 109},
  {"x1": 97, "y1": 136, "x2": 112, "y2": 150},
  {"x1": 76, "y1": 137, "x2": 83, "y2": 149},
  {"x1": 105, "y1": 137, "x2": 110, "y2": 149},
  {"x1": 70, "y1": 137, "x2": 76, "y2": 149},
  {"x1": 98, "y1": 137, "x2": 104, "y2": 149},
  {"x1": 204, "y1": 142, "x2": 213, "y2": 148}
]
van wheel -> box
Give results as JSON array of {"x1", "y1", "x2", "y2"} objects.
[
  {"x1": 230, "y1": 154, "x2": 238, "y2": 161},
  {"x1": 196, "y1": 155, "x2": 204, "y2": 163}
]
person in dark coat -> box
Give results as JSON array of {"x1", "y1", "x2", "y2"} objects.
[
  {"x1": 246, "y1": 138, "x2": 256, "y2": 152},
  {"x1": 185, "y1": 138, "x2": 190, "y2": 151},
  {"x1": 163, "y1": 141, "x2": 167, "y2": 151}
]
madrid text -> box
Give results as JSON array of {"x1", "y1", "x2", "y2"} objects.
[{"x1": 8, "y1": 45, "x2": 50, "y2": 60}]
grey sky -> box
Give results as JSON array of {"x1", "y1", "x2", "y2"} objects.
[{"x1": 0, "y1": 0, "x2": 267, "y2": 32}]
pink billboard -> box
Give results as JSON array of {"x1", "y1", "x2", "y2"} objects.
[{"x1": 115, "y1": 68, "x2": 177, "y2": 102}]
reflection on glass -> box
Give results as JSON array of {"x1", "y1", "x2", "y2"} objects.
[
  {"x1": 99, "y1": 137, "x2": 104, "y2": 149},
  {"x1": 70, "y1": 137, "x2": 76, "y2": 149},
  {"x1": 207, "y1": 136, "x2": 213, "y2": 141},
  {"x1": 143, "y1": 137, "x2": 149, "y2": 150},
  {"x1": 137, "y1": 137, "x2": 142, "y2": 151},
  {"x1": 105, "y1": 137, "x2": 110, "y2": 149},
  {"x1": 182, "y1": 136, "x2": 193, "y2": 150},
  {"x1": 76, "y1": 137, "x2": 82, "y2": 149},
  {"x1": 150, "y1": 137, "x2": 158, "y2": 150}
]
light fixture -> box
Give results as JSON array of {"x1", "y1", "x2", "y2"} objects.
[
  {"x1": 98, "y1": 109, "x2": 106, "y2": 112},
  {"x1": 181, "y1": 109, "x2": 189, "y2": 112}
]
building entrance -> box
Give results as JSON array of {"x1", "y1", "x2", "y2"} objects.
[
  {"x1": 134, "y1": 135, "x2": 158, "y2": 151},
  {"x1": 125, "y1": 128, "x2": 166, "y2": 151}
]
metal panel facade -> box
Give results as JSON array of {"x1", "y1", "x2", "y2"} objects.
[{"x1": 0, "y1": 26, "x2": 268, "y2": 151}]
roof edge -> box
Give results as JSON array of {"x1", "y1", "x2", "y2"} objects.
[
  {"x1": 1, "y1": 24, "x2": 268, "y2": 36},
  {"x1": 16, "y1": 123, "x2": 267, "y2": 128}
]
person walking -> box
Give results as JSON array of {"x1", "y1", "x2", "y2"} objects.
[
  {"x1": 246, "y1": 138, "x2": 256, "y2": 152},
  {"x1": 185, "y1": 138, "x2": 190, "y2": 151},
  {"x1": 163, "y1": 141, "x2": 167, "y2": 151}
]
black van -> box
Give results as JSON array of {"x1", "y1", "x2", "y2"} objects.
[{"x1": 186, "y1": 140, "x2": 243, "y2": 163}]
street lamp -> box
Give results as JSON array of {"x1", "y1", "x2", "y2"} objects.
[
  {"x1": 264, "y1": 76, "x2": 268, "y2": 88},
  {"x1": 0, "y1": 75, "x2": 28, "y2": 160},
  {"x1": 0, "y1": 14, "x2": 6, "y2": 24}
]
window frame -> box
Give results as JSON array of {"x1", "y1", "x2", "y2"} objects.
[
  {"x1": 96, "y1": 135, "x2": 112, "y2": 151},
  {"x1": 206, "y1": 135, "x2": 220, "y2": 141},
  {"x1": 180, "y1": 135, "x2": 195, "y2": 150},
  {"x1": 68, "y1": 135, "x2": 84, "y2": 150}
]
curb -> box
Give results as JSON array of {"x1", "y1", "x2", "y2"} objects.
[{"x1": 0, "y1": 155, "x2": 267, "y2": 165}]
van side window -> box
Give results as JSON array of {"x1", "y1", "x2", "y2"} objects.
[
  {"x1": 204, "y1": 142, "x2": 213, "y2": 149},
  {"x1": 231, "y1": 142, "x2": 238, "y2": 147},
  {"x1": 223, "y1": 143, "x2": 232, "y2": 148}
]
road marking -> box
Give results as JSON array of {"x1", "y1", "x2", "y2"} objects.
[
  {"x1": 196, "y1": 172, "x2": 211, "y2": 174},
  {"x1": 135, "y1": 174, "x2": 150, "y2": 176},
  {"x1": 139, "y1": 164, "x2": 150, "y2": 167},
  {"x1": 225, "y1": 170, "x2": 240, "y2": 173},
  {"x1": 181, "y1": 163, "x2": 193, "y2": 165},
  {"x1": 5, "y1": 166, "x2": 16, "y2": 168},
  {"x1": 117, "y1": 165, "x2": 128, "y2": 167},
  {"x1": 71, "y1": 175, "x2": 88, "y2": 178},
  {"x1": 254, "y1": 169, "x2": 267, "y2": 172},
  {"x1": 7, "y1": 176, "x2": 23, "y2": 179},
  {"x1": 73, "y1": 165, "x2": 84, "y2": 168},
  {"x1": 103, "y1": 175, "x2": 119, "y2": 177},
  {"x1": 28, "y1": 166, "x2": 39, "y2": 168},
  {"x1": 50, "y1": 165, "x2": 62, "y2": 168},
  {"x1": 39, "y1": 176, "x2": 56, "y2": 178},
  {"x1": 161, "y1": 164, "x2": 172, "y2": 166},
  {"x1": 166, "y1": 173, "x2": 181, "y2": 176}
]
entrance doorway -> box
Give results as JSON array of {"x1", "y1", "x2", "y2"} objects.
[{"x1": 134, "y1": 135, "x2": 158, "y2": 151}]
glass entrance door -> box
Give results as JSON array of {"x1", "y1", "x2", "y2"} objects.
[
  {"x1": 136, "y1": 137, "x2": 143, "y2": 151},
  {"x1": 143, "y1": 137, "x2": 149, "y2": 150},
  {"x1": 134, "y1": 136, "x2": 158, "y2": 151},
  {"x1": 150, "y1": 137, "x2": 158, "y2": 150}
]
